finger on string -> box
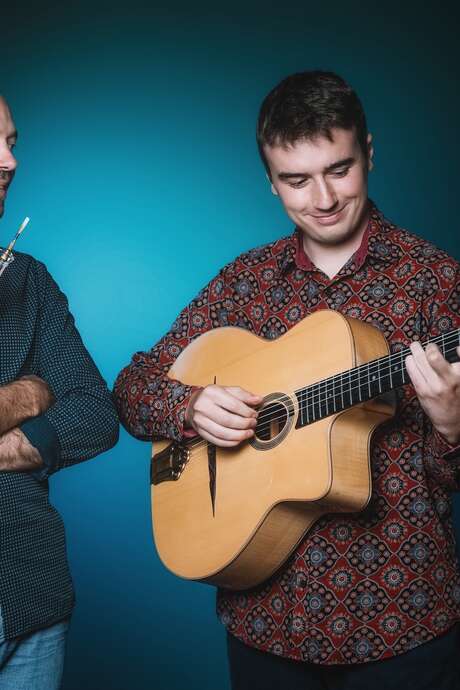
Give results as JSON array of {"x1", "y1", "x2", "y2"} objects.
[
  {"x1": 195, "y1": 403, "x2": 257, "y2": 429},
  {"x1": 226, "y1": 386, "x2": 264, "y2": 405},
  {"x1": 214, "y1": 408, "x2": 257, "y2": 430},
  {"x1": 405, "y1": 353, "x2": 430, "y2": 396},
  {"x1": 195, "y1": 415, "x2": 254, "y2": 443},
  {"x1": 214, "y1": 389, "x2": 259, "y2": 418},
  {"x1": 197, "y1": 429, "x2": 243, "y2": 448},
  {"x1": 409, "y1": 342, "x2": 437, "y2": 387},
  {"x1": 193, "y1": 388, "x2": 254, "y2": 419},
  {"x1": 424, "y1": 342, "x2": 452, "y2": 379}
]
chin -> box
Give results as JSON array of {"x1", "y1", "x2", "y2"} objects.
[{"x1": 314, "y1": 223, "x2": 353, "y2": 240}]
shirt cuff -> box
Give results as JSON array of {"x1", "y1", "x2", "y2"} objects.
[
  {"x1": 161, "y1": 384, "x2": 203, "y2": 442},
  {"x1": 431, "y1": 428, "x2": 460, "y2": 462},
  {"x1": 19, "y1": 414, "x2": 61, "y2": 481}
]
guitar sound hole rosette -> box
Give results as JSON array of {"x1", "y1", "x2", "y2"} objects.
[{"x1": 250, "y1": 392, "x2": 295, "y2": 451}]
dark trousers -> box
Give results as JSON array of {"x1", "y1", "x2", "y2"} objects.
[{"x1": 227, "y1": 626, "x2": 460, "y2": 690}]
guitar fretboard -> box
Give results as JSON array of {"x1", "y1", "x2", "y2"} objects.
[{"x1": 294, "y1": 329, "x2": 460, "y2": 428}]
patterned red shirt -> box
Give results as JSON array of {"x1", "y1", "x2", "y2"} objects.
[{"x1": 114, "y1": 204, "x2": 460, "y2": 664}]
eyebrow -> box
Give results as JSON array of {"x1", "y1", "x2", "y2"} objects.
[{"x1": 277, "y1": 156, "x2": 356, "y2": 180}]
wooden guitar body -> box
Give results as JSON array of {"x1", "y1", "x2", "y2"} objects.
[{"x1": 151, "y1": 310, "x2": 396, "y2": 589}]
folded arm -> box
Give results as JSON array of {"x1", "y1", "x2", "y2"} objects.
[
  {"x1": 0, "y1": 375, "x2": 53, "y2": 471},
  {"x1": 0, "y1": 428, "x2": 42, "y2": 471},
  {"x1": 16, "y1": 260, "x2": 119, "y2": 479},
  {"x1": 0, "y1": 375, "x2": 53, "y2": 436}
]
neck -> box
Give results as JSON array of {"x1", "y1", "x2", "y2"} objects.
[
  {"x1": 294, "y1": 327, "x2": 460, "y2": 428},
  {"x1": 305, "y1": 244, "x2": 362, "y2": 279}
]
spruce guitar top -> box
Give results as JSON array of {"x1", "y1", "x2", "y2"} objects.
[{"x1": 150, "y1": 310, "x2": 459, "y2": 590}]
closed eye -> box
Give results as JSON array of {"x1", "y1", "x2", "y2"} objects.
[
  {"x1": 329, "y1": 166, "x2": 350, "y2": 178},
  {"x1": 287, "y1": 178, "x2": 309, "y2": 189}
]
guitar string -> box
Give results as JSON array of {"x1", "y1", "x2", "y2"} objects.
[
  {"x1": 182, "y1": 330, "x2": 460, "y2": 433},
  {"x1": 171, "y1": 332, "x2": 460, "y2": 459},
  {"x1": 254, "y1": 330, "x2": 460, "y2": 426},
  {"x1": 163, "y1": 330, "x2": 460, "y2": 459},
  {"x1": 291, "y1": 330, "x2": 459, "y2": 396}
]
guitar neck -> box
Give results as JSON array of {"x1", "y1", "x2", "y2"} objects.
[{"x1": 295, "y1": 328, "x2": 460, "y2": 429}]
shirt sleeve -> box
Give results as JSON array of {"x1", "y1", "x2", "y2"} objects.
[
  {"x1": 113, "y1": 263, "x2": 236, "y2": 442},
  {"x1": 19, "y1": 260, "x2": 119, "y2": 479},
  {"x1": 422, "y1": 260, "x2": 460, "y2": 490}
]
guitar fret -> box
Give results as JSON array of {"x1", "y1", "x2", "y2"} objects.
[
  {"x1": 294, "y1": 326, "x2": 460, "y2": 431},
  {"x1": 315, "y1": 383, "x2": 320, "y2": 421},
  {"x1": 326, "y1": 378, "x2": 333, "y2": 416},
  {"x1": 400, "y1": 350, "x2": 407, "y2": 384}
]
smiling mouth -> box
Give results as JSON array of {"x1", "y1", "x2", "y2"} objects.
[
  {"x1": 310, "y1": 206, "x2": 347, "y2": 225},
  {"x1": 312, "y1": 205, "x2": 346, "y2": 218}
]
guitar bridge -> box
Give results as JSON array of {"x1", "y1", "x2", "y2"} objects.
[{"x1": 151, "y1": 443, "x2": 190, "y2": 485}]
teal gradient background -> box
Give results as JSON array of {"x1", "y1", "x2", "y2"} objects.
[{"x1": 0, "y1": 2, "x2": 459, "y2": 688}]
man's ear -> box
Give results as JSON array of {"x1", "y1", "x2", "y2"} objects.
[{"x1": 367, "y1": 133, "x2": 374, "y2": 171}]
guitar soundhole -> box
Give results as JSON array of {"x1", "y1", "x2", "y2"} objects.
[
  {"x1": 250, "y1": 392, "x2": 294, "y2": 451},
  {"x1": 256, "y1": 402, "x2": 288, "y2": 440}
]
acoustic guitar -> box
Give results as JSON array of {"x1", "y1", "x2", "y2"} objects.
[{"x1": 150, "y1": 309, "x2": 459, "y2": 590}]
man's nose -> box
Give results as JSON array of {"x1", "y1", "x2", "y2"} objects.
[
  {"x1": 311, "y1": 178, "x2": 337, "y2": 211},
  {"x1": 0, "y1": 145, "x2": 17, "y2": 173}
]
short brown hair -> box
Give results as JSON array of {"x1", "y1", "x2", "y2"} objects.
[{"x1": 257, "y1": 71, "x2": 368, "y2": 176}]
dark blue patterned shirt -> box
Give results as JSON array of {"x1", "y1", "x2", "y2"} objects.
[{"x1": 0, "y1": 251, "x2": 119, "y2": 640}]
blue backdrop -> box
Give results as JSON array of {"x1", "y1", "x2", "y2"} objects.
[{"x1": 0, "y1": 2, "x2": 458, "y2": 688}]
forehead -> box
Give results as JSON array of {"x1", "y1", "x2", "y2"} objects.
[
  {"x1": 0, "y1": 97, "x2": 16, "y2": 133},
  {"x1": 264, "y1": 128, "x2": 361, "y2": 174}
]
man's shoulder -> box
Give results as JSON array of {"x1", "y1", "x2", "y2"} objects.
[
  {"x1": 0, "y1": 250, "x2": 54, "y2": 293},
  {"x1": 219, "y1": 233, "x2": 295, "y2": 278},
  {"x1": 379, "y1": 214, "x2": 459, "y2": 270},
  {"x1": 0, "y1": 250, "x2": 37, "y2": 280}
]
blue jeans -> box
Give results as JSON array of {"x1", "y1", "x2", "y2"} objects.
[{"x1": 0, "y1": 610, "x2": 69, "y2": 690}]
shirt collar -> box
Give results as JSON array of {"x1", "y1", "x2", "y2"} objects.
[{"x1": 279, "y1": 202, "x2": 398, "y2": 276}]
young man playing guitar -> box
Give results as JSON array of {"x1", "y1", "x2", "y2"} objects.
[{"x1": 115, "y1": 72, "x2": 460, "y2": 688}]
